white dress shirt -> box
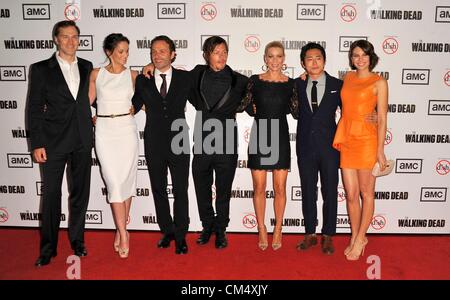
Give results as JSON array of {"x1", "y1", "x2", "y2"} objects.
[
  {"x1": 55, "y1": 51, "x2": 80, "y2": 100},
  {"x1": 154, "y1": 67, "x2": 172, "y2": 94}
]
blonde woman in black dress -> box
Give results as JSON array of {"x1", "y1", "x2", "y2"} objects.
[{"x1": 240, "y1": 41, "x2": 297, "y2": 250}]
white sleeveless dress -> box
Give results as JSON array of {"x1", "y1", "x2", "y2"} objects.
[{"x1": 95, "y1": 67, "x2": 138, "y2": 203}]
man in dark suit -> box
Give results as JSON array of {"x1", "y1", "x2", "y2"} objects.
[
  {"x1": 189, "y1": 36, "x2": 248, "y2": 249},
  {"x1": 295, "y1": 43, "x2": 341, "y2": 255},
  {"x1": 132, "y1": 36, "x2": 192, "y2": 254},
  {"x1": 28, "y1": 21, "x2": 93, "y2": 266}
]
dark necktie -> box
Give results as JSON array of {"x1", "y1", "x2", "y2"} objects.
[
  {"x1": 160, "y1": 74, "x2": 167, "y2": 98},
  {"x1": 311, "y1": 80, "x2": 318, "y2": 113}
]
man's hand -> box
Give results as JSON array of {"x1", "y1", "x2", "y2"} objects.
[
  {"x1": 92, "y1": 115, "x2": 97, "y2": 126},
  {"x1": 299, "y1": 71, "x2": 308, "y2": 81},
  {"x1": 365, "y1": 111, "x2": 378, "y2": 124},
  {"x1": 129, "y1": 105, "x2": 135, "y2": 116},
  {"x1": 142, "y1": 63, "x2": 155, "y2": 79},
  {"x1": 33, "y1": 148, "x2": 47, "y2": 163}
]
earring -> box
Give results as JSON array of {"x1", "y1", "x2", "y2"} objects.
[
  {"x1": 282, "y1": 64, "x2": 287, "y2": 71},
  {"x1": 261, "y1": 64, "x2": 268, "y2": 72}
]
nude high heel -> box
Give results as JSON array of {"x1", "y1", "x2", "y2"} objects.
[
  {"x1": 345, "y1": 238, "x2": 368, "y2": 261},
  {"x1": 272, "y1": 227, "x2": 283, "y2": 251},
  {"x1": 257, "y1": 225, "x2": 268, "y2": 251},
  {"x1": 113, "y1": 230, "x2": 120, "y2": 252},
  {"x1": 118, "y1": 231, "x2": 130, "y2": 259}
]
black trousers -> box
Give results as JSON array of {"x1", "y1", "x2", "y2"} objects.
[
  {"x1": 147, "y1": 151, "x2": 190, "y2": 241},
  {"x1": 298, "y1": 149, "x2": 339, "y2": 236},
  {"x1": 40, "y1": 148, "x2": 91, "y2": 256},
  {"x1": 192, "y1": 153, "x2": 238, "y2": 231}
]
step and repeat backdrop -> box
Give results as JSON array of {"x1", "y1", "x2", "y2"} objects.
[{"x1": 0, "y1": 0, "x2": 449, "y2": 233}]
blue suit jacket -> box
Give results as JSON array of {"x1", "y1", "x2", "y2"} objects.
[{"x1": 295, "y1": 72, "x2": 342, "y2": 159}]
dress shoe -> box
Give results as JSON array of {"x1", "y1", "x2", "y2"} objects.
[
  {"x1": 35, "y1": 252, "x2": 57, "y2": 267},
  {"x1": 175, "y1": 239, "x2": 188, "y2": 255},
  {"x1": 321, "y1": 235, "x2": 335, "y2": 255},
  {"x1": 157, "y1": 233, "x2": 174, "y2": 248},
  {"x1": 215, "y1": 230, "x2": 228, "y2": 249},
  {"x1": 297, "y1": 234, "x2": 318, "y2": 251},
  {"x1": 196, "y1": 228, "x2": 213, "y2": 245},
  {"x1": 73, "y1": 243, "x2": 88, "y2": 257}
]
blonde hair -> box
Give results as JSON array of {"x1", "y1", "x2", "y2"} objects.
[{"x1": 264, "y1": 41, "x2": 285, "y2": 56}]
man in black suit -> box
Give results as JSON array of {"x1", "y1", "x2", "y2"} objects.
[
  {"x1": 189, "y1": 36, "x2": 248, "y2": 249},
  {"x1": 132, "y1": 36, "x2": 192, "y2": 254},
  {"x1": 28, "y1": 21, "x2": 93, "y2": 266},
  {"x1": 295, "y1": 43, "x2": 341, "y2": 255}
]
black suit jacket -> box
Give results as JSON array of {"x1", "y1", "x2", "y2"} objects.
[
  {"x1": 295, "y1": 72, "x2": 342, "y2": 158},
  {"x1": 189, "y1": 64, "x2": 248, "y2": 155},
  {"x1": 28, "y1": 53, "x2": 93, "y2": 153},
  {"x1": 132, "y1": 67, "x2": 192, "y2": 156}
]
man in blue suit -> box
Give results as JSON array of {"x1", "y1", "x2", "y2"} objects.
[{"x1": 295, "y1": 43, "x2": 341, "y2": 255}]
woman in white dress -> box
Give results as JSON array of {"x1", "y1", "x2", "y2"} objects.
[{"x1": 89, "y1": 33, "x2": 138, "y2": 258}]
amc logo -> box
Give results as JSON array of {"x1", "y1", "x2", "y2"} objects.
[
  {"x1": 22, "y1": 4, "x2": 50, "y2": 20},
  {"x1": 291, "y1": 186, "x2": 302, "y2": 201},
  {"x1": 297, "y1": 4, "x2": 326, "y2": 20},
  {"x1": 0, "y1": 66, "x2": 26, "y2": 81},
  {"x1": 157, "y1": 3, "x2": 186, "y2": 19},
  {"x1": 201, "y1": 35, "x2": 229, "y2": 50},
  {"x1": 85, "y1": 210, "x2": 103, "y2": 224},
  {"x1": 339, "y1": 36, "x2": 367, "y2": 52},
  {"x1": 402, "y1": 69, "x2": 430, "y2": 85},
  {"x1": 395, "y1": 159, "x2": 422, "y2": 174},
  {"x1": 7, "y1": 153, "x2": 33, "y2": 168},
  {"x1": 138, "y1": 155, "x2": 147, "y2": 170},
  {"x1": 435, "y1": 6, "x2": 450, "y2": 23},
  {"x1": 428, "y1": 100, "x2": 450, "y2": 115},
  {"x1": 420, "y1": 187, "x2": 447, "y2": 202},
  {"x1": 78, "y1": 35, "x2": 93, "y2": 51},
  {"x1": 336, "y1": 214, "x2": 351, "y2": 229}
]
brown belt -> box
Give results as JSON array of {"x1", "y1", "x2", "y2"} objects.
[{"x1": 97, "y1": 113, "x2": 130, "y2": 118}]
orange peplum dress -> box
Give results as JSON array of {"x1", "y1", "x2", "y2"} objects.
[{"x1": 333, "y1": 72, "x2": 381, "y2": 169}]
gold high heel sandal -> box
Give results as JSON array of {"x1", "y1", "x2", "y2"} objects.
[
  {"x1": 344, "y1": 237, "x2": 355, "y2": 256},
  {"x1": 345, "y1": 238, "x2": 368, "y2": 261},
  {"x1": 118, "y1": 231, "x2": 130, "y2": 259},
  {"x1": 344, "y1": 237, "x2": 368, "y2": 256},
  {"x1": 257, "y1": 225, "x2": 268, "y2": 251},
  {"x1": 113, "y1": 230, "x2": 120, "y2": 252},
  {"x1": 272, "y1": 227, "x2": 283, "y2": 251}
]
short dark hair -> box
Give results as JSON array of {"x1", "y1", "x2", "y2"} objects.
[
  {"x1": 103, "y1": 33, "x2": 130, "y2": 61},
  {"x1": 202, "y1": 36, "x2": 228, "y2": 64},
  {"x1": 150, "y1": 35, "x2": 176, "y2": 62},
  {"x1": 52, "y1": 20, "x2": 80, "y2": 39},
  {"x1": 349, "y1": 40, "x2": 379, "y2": 71},
  {"x1": 300, "y1": 42, "x2": 326, "y2": 64}
]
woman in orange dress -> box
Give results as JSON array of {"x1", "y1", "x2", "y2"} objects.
[{"x1": 333, "y1": 40, "x2": 388, "y2": 261}]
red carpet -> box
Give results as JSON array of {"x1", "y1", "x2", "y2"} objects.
[{"x1": 0, "y1": 228, "x2": 449, "y2": 280}]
